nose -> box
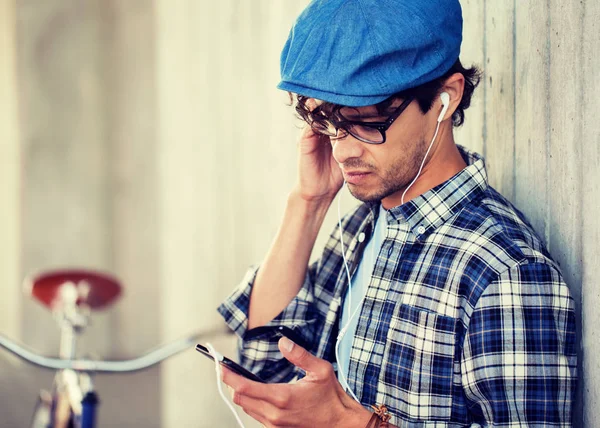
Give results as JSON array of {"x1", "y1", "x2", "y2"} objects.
[{"x1": 331, "y1": 134, "x2": 365, "y2": 165}]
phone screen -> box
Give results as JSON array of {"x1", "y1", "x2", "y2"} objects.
[{"x1": 195, "y1": 344, "x2": 267, "y2": 383}]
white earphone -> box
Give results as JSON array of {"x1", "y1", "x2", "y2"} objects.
[{"x1": 437, "y1": 91, "x2": 450, "y2": 122}]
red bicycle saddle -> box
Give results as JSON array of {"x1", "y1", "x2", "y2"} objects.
[{"x1": 25, "y1": 269, "x2": 122, "y2": 311}]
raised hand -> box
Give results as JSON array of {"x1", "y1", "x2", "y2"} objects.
[{"x1": 294, "y1": 125, "x2": 344, "y2": 204}]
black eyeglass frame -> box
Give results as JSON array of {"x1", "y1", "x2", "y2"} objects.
[{"x1": 328, "y1": 95, "x2": 415, "y2": 144}]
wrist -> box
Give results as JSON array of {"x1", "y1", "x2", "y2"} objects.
[
  {"x1": 334, "y1": 401, "x2": 373, "y2": 428},
  {"x1": 287, "y1": 189, "x2": 334, "y2": 219},
  {"x1": 289, "y1": 186, "x2": 337, "y2": 208},
  {"x1": 274, "y1": 189, "x2": 332, "y2": 251}
]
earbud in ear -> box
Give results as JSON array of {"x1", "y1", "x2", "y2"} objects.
[{"x1": 437, "y1": 92, "x2": 450, "y2": 122}]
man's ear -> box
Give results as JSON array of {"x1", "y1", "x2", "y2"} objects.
[{"x1": 438, "y1": 73, "x2": 465, "y2": 122}]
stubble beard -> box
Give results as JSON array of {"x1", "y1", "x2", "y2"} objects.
[{"x1": 346, "y1": 137, "x2": 428, "y2": 204}]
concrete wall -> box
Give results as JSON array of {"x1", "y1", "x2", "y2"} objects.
[
  {"x1": 456, "y1": 2, "x2": 600, "y2": 425},
  {"x1": 0, "y1": 1, "x2": 598, "y2": 427}
]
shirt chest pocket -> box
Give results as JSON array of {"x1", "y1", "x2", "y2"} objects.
[{"x1": 378, "y1": 304, "x2": 456, "y2": 422}]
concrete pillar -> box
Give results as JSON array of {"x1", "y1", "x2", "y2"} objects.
[
  {"x1": 17, "y1": 0, "x2": 113, "y2": 354},
  {"x1": 0, "y1": 0, "x2": 21, "y2": 341},
  {"x1": 93, "y1": 2, "x2": 163, "y2": 427}
]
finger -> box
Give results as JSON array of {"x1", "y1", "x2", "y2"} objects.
[
  {"x1": 233, "y1": 392, "x2": 272, "y2": 417},
  {"x1": 306, "y1": 98, "x2": 318, "y2": 111},
  {"x1": 278, "y1": 337, "x2": 332, "y2": 379},
  {"x1": 221, "y1": 367, "x2": 262, "y2": 399},
  {"x1": 222, "y1": 367, "x2": 287, "y2": 405},
  {"x1": 244, "y1": 409, "x2": 269, "y2": 427},
  {"x1": 235, "y1": 395, "x2": 287, "y2": 428},
  {"x1": 300, "y1": 122, "x2": 322, "y2": 138}
]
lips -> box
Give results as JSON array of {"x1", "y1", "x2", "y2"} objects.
[{"x1": 343, "y1": 170, "x2": 371, "y2": 185}]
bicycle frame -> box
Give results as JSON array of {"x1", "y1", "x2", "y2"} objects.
[{"x1": 0, "y1": 269, "x2": 229, "y2": 428}]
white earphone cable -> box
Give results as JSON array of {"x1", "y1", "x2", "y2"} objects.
[
  {"x1": 205, "y1": 342, "x2": 246, "y2": 428},
  {"x1": 335, "y1": 185, "x2": 366, "y2": 403},
  {"x1": 337, "y1": 189, "x2": 354, "y2": 312},
  {"x1": 401, "y1": 119, "x2": 442, "y2": 205}
]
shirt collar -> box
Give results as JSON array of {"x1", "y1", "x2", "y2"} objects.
[{"x1": 367, "y1": 145, "x2": 488, "y2": 238}]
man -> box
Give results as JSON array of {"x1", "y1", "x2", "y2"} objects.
[{"x1": 218, "y1": 0, "x2": 577, "y2": 426}]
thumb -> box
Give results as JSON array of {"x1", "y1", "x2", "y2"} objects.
[{"x1": 278, "y1": 336, "x2": 323, "y2": 375}]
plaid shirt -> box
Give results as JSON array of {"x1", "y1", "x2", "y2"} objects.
[{"x1": 218, "y1": 145, "x2": 577, "y2": 427}]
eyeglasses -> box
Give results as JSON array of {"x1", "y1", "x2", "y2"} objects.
[{"x1": 310, "y1": 96, "x2": 414, "y2": 144}]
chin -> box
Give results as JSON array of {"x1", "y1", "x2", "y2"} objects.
[
  {"x1": 347, "y1": 179, "x2": 406, "y2": 204},
  {"x1": 347, "y1": 185, "x2": 386, "y2": 203}
]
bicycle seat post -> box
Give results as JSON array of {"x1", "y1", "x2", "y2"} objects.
[{"x1": 56, "y1": 281, "x2": 90, "y2": 360}]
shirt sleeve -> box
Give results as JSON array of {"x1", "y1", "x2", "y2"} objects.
[
  {"x1": 217, "y1": 262, "x2": 319, "y2": 383},
  {"x1": 461, "y1": 260, "x2": 577, "y2": 427}
]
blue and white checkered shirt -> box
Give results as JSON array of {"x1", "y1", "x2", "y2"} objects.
[{"x1": 218, "y1": 145, "x2": 577, "y2": 427}]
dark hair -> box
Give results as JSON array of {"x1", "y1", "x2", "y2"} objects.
[{"x1": 292, "y1": 58, "x2": 481, "y2": 129}]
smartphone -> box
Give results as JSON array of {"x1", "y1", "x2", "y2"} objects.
[{"x1": 195, "y1": 344, "x2": 266, "y2": 383}]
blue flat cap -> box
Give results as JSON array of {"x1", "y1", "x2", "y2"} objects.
[{"x1": 277, "y1": 0, "x2": 463, "y2": 107}]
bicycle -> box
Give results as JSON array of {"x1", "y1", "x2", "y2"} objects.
[{"x1": 0, "y1": 269, "x2": 227, "y2": 428}]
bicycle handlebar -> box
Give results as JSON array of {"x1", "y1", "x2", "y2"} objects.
[{"x1": 0, "y1": 326, "x2": 230, "y2": 373}]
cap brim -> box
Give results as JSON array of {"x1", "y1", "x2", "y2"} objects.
[{"x1": 277, "y1": 81, "x2": 390, "y2": 107}]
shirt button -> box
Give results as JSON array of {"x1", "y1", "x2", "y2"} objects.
[
  {"x1": 417, "y1": 226, "x2": 426, "y2": 234},
  {"x1": 357, "y1": 232, "x2": 366, "y2": 242}
]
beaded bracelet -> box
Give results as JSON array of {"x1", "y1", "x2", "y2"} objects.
[{"x1": 365, "y1": 404, "x2": 391, "y2": 428}]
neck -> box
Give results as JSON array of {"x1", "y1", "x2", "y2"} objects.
[{"x1": 382, "y1": 127, "x2": 466, "y2": 209}]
